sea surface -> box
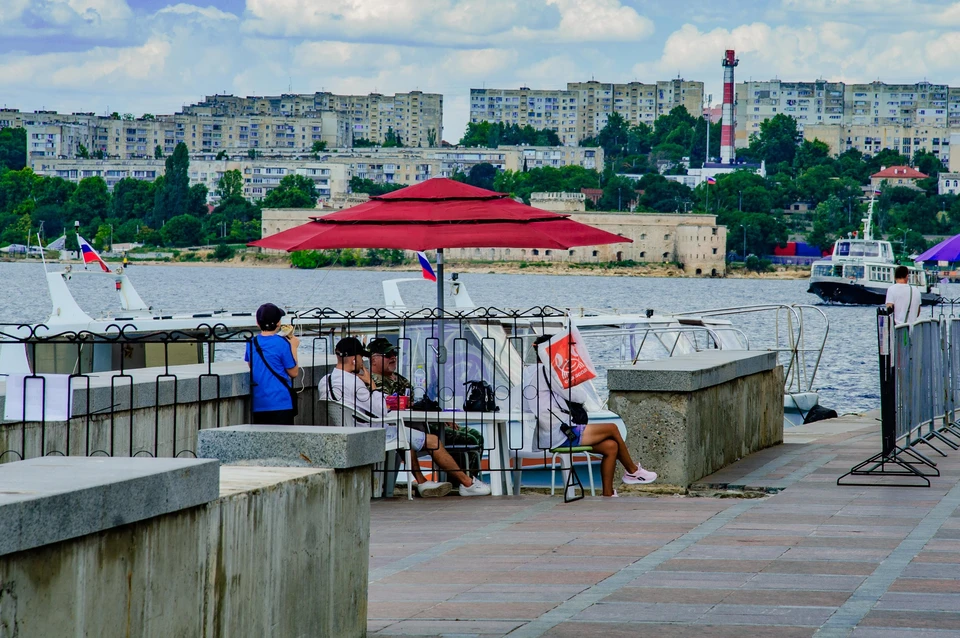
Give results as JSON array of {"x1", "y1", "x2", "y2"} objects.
[{"x1": 0, "y1": 261, "x2": 896, "y2": 415}]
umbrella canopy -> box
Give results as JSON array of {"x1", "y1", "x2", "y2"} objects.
[
  {"x1": 250, "y1": 178, "x2": 630, "y2": 253},
  {"x1": 916, "y1": 234, "x2": 960, "y2": 263}
]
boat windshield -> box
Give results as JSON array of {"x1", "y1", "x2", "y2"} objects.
[
  {"x1": 836, "y1": 241, "x2": 880, "y2": 258},
  {"x1": 812, "y1": 264, "x2": 837, "y2": 277},
  {"x1": 843, "y1": 265, "x2": 865, "y2": 279}
]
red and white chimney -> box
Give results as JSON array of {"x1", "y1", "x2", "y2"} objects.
[{"x1": 720, "y1": 49, "x2": 738, "y2": 164}]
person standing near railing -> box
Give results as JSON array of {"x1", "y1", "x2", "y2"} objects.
[
  {"x1": 885, "y1": 265, "x2": 921, "y2": 325},
  {"x1": 245, "y1": 302, "x2": 300, "y2": 425}
]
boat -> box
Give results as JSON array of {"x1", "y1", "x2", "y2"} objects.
[{"x1": 807, "y1": 196, "x2": 939, "y2": 305}]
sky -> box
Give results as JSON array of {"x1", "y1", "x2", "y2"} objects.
[{"x1": 4, "y1": 0, "x2": 960, "y2": 142}]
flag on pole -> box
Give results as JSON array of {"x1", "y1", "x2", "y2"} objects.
[
  {"x1": 874, "y1": 188, "x2": 881, "y2": 196},
  {"x1": 706, "y1": 176, "x2": 716, "y2": 185},
  {"x1": 76, "y1": 234, "x2": 110, "y2": 273},
  {"x1": 416, "y1": 251, "x2": 437, "y2": 282}
]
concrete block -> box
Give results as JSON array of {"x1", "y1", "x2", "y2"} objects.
[
  {"x1": 197, "y1": 425, "x2": 385, "y2": 469},
  {"x1": 0, "y1": 456, "x2": 219, "y2": 557},
  {"x1": 608, "y1": 350, "x2": 777, "y2": 393}
]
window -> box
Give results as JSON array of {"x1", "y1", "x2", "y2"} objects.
[
  {"x1": 591, "y1": 250, "x2": 598, "y2": 257},
  {"x1": 532, "y1": 249, "x2": 539, "y2": 256},
  {"x1": 662, "y1": 252, "x2": 670, "y2": 260},
  {"x1": 664, "y1": 234, "x2": 671, "y2": 240},
  {"x1": 639, "y1": 251, "x2": 646, "y2": 258},
  {"x1": 712, "y1": 248, "x2": 718, "y2": 255}
]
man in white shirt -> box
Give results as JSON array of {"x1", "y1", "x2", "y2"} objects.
[
  {"x1": 319, "y1": 337, "x2": 490, "y2": 497},
  {"x1": 523, "y1": 334, "x2": 656, "y2": 497},
  {"x1": 885, "y1": 265, "x2": 921, "y2": 325}
]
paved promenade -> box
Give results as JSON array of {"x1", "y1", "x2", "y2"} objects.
[{"x1": 369, "y1": 411, "x2": 960, "y2": 637}]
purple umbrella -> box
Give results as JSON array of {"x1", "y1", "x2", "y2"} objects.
[{"x1": 915, "y1": 234, "x2": 960, "y2": 263}]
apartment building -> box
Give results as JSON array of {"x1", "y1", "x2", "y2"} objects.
[
  {"x1": 21, "y1": 112, "x2": 352, "y2": 161},
  {"x1": 736, "y1": 80, "x2": 845, "y2": 147},
  {"x1": 803, "y1": 124, "x2": 954, "y2": 163},
  {"x1": 939, "y1": 172, "x2": 960, "y2": 195},
  {"x1": 183, "y1": 91, "x2": 443, "y2": 147},
  {"x1": 470, "y1": 79, "x2": 704, "y2": 145},
  {"x1": 737, "y1": 80, "x2": 960, "y2": 152},
  {"x1": 30, "y1": 157, "x2": 348, "y2": 203}
]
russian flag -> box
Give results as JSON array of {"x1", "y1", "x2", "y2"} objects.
[
  {"x1": 416, "y1": 251, "x2": 437, "y2": 282},
  {"x1": 706, "y1": 176, "x2": 716, "y2": 185},
  {"x1": 874, "y1": 188, "x2": 882, "y2": 196},
  {"x1": 77, "y1": 234, "x2": 110, "y2": 273}
]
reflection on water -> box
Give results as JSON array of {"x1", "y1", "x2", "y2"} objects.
[{"x1": 0, "y1": 261, "x2": 892, "y2": 414}]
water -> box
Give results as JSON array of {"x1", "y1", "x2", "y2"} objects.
[{"x1": 0, "y1": 261, "x2": 886, "y2": 415}]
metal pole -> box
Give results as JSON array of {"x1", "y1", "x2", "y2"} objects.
[
  {"x1": 436, "y1": 248, "x2": 447, "y2": 364},
  {"x1": 742, "y1": 225, "x2": 746, "y2": 259}
]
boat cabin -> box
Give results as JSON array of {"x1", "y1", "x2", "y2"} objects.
[{"x1": 832, "y1": 239, "x2": 894, "y2": 263}]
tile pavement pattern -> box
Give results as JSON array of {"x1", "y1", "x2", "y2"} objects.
[{"x1": 369, "y1": 412, "x2": 960, "y2": 637}]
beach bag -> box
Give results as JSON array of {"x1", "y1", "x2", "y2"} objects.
[{"x1": 463, "y1": 380, "x2": 498, "y2": 412}]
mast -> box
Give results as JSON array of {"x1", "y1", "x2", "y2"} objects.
[{"x1": 862, "y1": 196, "x2": 875, "y2": 241}]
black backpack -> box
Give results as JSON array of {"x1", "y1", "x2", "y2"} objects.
[{"x1": 463, "y1": 380, "x2": 498, "y2": 412}]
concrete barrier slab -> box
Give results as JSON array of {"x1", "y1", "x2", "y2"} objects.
[
  {"x1": 608, "y1": 350, "x2": 777, "y2": 393},
  {"x1": 197, "y1": 425, "x2": 385, "y2": 469},
  {"x1": 0, "y1": 456, "x2": 219, "y2": 557}
]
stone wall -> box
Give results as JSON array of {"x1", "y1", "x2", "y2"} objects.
[
  {"x1": 0, "y1": 453, "x2": 373, "y2": 637},
  {"x1": 608, "y1": 351, "x2": 784, "y2": 487}
]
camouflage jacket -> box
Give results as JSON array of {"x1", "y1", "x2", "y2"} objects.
[{"x1": 371, "y1": 372, "x2": 411, "y2": 397}]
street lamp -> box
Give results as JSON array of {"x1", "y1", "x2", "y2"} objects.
[
  {"x1": 109, "y1": 224, "x2": 113, "y2": 253},
  {"x1": 739, "y1": 224, "x2": 747, "y2": 260},
  {"x1": 902, "y1": 228, "x2": 911, "y2": 250},
  {"x1": 738, "y1": 190, "x2": 742, "y2": 212},
  {"x1": 74, "y1": 221, "x2": 80, "y2": 259}
]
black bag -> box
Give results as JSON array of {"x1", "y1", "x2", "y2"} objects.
[
  {"x1": 410, "y1": 396, "x2": 441, "y2": 411},
  {"x1": 252, "y1": 337, "x2": 299, "y2": 417},
  {"x1": 463, "y1": 380, "x2": 498, "y2": 412},
  {"x1": 564, "y1": 400, "x2": 588, "y2": 425}
]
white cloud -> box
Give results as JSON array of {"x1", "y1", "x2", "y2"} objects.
[
  {"x1": 0, "y1": 0, "x2": 134, "y2": 38},
  {"x1": 155, "y1": 3, "x2": 239, "y2": 22},
  {"x1": 545, "y1": 0, "x2": 653, "y2": 41}
]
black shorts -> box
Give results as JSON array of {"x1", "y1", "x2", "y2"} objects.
[{"x1": 252, "y1": 409, "x2": 296, "y2": 425}]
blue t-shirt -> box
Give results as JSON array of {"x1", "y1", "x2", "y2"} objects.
[{"x1": 245, "y1": 335, "x2": 296, "y2": 412}]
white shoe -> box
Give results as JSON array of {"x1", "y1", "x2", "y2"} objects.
[
  {"x1": 458, "y1": 479, "x2": 492, "y2": 496},
  {"x1": 417, "y1": 481, "x2": 452, "y2": 498}
]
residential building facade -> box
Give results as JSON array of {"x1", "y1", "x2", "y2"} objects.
[
  {"x1": 182, "y1": 91, "x2": 442, "y2": 147},
  {"x1": 870, "y1": 165, "x2": 929, "y2": 191},
  {"x1": 470, "y1": 79, "x2": 704, "y2": 145},
  {"x1": 939, "y1": 172, "x2": 960, "y2": 195},
  {"x1": 803, "y1": 124, "x2": 954, "y2": 163}
]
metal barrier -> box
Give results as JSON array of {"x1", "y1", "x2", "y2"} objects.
[{"x1": 838, "y1": 308, "x2": 960, "y2": 487}]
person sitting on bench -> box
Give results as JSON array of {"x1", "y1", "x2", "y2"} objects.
[
  {"x1": 319, "y1": 337, "x2": 491, "y2": 498},
  {"x1": 522, "y1": 334, "x2": 657, "y2": 497}
]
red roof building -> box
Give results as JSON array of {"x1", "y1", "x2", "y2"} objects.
[{"x1": 870, "y1": 165, "x2": 929, "y2": 191}]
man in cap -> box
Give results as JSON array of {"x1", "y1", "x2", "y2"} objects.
[
  {"x1": 320, "y1": 337, "x2": 491, "y2": 498},
  {"x1": 368, "y1": 337, "x2": 484, "y2": 477},
  {"x1": 244, "y1": 302, "x2": 300, "y2": 424}
]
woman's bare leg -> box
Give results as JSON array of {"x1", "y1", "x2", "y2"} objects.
[
  {"x1": 591, "y1": 439, "x2": 618, "y2": 496},
  {"x1": 579, "y1": 423, "x2": 639, "y2": 475}
]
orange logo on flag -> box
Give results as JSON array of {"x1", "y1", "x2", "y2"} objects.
[{"x1": 542, "y1": 328, "x2": 596, "y2": 389}]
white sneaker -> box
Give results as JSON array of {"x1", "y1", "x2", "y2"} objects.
[
  {"x1": 622, "y1": 467, "x2": 657, "y2": 485},
  {"x1": 458, "y1": 479, "x2": 492, "y2": 496},
  {"x1": 417, "y1": 481, "x2": 453, "y2": 498}
]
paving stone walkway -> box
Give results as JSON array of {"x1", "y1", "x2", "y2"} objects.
[{"x1": 369, "y1": 411, "x2": 960, "y2": 637}]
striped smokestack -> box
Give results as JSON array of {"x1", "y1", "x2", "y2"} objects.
[{"x1": 720, "y1": 49, "x2": 738, "y2": 164}]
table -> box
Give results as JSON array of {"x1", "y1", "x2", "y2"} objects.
[{"x1": 394, "y1": 409, "x2": 531, "y2": 496}]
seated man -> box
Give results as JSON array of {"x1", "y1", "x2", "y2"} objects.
[
  {"x1": 368, "y1": 337, "x2": 484, "y2": 475},
  {"x1": 523, "y1": 334, "x2": 657, "y2": 497},
  {"x1": 319, "y1": 337, "x2": 491, "y2": 498}
]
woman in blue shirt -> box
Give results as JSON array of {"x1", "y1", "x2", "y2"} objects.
[{"x1": 244, "y1": 303, "x2": 300, "y2": 424}]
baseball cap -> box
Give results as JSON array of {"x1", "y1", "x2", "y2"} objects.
[
  {"x1": 368, "y1": 337, "x2": 399, "y2": 357},
  {"x1": 256, "y1": 303, "x2": 285, "y2": 331},
  {"x1": 335, "y1": 337, "x2": 370, "y2": 357}
]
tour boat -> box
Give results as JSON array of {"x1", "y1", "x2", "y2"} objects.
[{"x1": 807, "y1": 197, "x2": 939, "y2": 306}]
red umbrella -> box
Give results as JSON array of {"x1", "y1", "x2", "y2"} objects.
[
  {"x1": 250, "y1": 177, "x2": 630, "y2": 314},
  {"x1": 251, "y1": 178, "x2": 628, "y2": 252}
]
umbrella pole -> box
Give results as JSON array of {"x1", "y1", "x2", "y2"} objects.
[{"x1": 436, "y1": 248, "x2": 447, "y2": 364}]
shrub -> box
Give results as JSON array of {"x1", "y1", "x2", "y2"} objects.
[{"x1": 212, "y1": 243, "x2": 235, "y2": 261}]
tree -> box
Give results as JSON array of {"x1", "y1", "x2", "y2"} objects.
[
  {"x1": 744, "y1": 114, "x2": 801, "y2": 169},
  {"x1": 188, "y1": 184, "x2": 209, "y2": 215},
  {"x1": 459, "y1": 121, "x2": 560, "y2": 148},
  {"x1": 76, "y1": 143, "x2": 90, "y2": 159},
  {"x1": 152, "y1": 142, "x2": 190, "y2": 225},
  {"x1": 349, "y1": 176, "x2": 405, "y2": 196},
  {"x1": 0, "y1": 168, "x2": 40, "y2": 216},
  {"x1": 493, "y1": 165, "x2": 601, "y2": 203},
  {"x1": 311, "y1": 140, "x2": 328, "y2": 154},
  {"x1": 382, "y1": 127, "x2": 403, "y2": 148},
  {"x1": 160, "y1": 214, "x2": 204, "y2": 247},
  {"x1": 634, "y1": 173, "x2": 694, "y2": 212},
  {"x1": 426, "y1": 128, "x2": 437, "y2": 147},
  {"x1": 794, "y1": 139, "x2": 831, "y2": 173},
  {"x1": 215, "y1": 150, "x2": 228, "y2": 160},
  {"x1": 913, "y1": 150, "x2": 944, "y2": 178},
  {"x1": 598, "y1": 174, "x2": 638, "y2": 211},
  {"x1": 65, "y1": 176, "x2": 110, "y2": 228},
  {"x1": 216, "y1": 169, "x2": 244, "y2": 202},
  {"x1": 261, "y1": 174, "x2": 318, "y2": 208},
  {"x1": 112, "y1": 177, "x2": 154, "y2": 221},
  {"x1": 352, "y1": 138, "x2": 376, "y2": 148},
  {"x1": 0, "y1": 211, "x2": 32, "y2": 245},
  {"x1": 466, "y1": 163, "x2": 497, "y2": 191},
  {"x1": 0, "y1": 127, "x2": 26, "y2": 171},
  {"x1": 247, "y1": 148, "x2": 261, "y2": 159},
  {"x1": 154, "y1": 145, "x2": 163, "y2": 160}
]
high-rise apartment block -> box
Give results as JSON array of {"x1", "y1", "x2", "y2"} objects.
[
  {"x1": 183, "y1": 91, "x2": 443, "y2": 148},
  {"x1": 470, "y1": 79, "x2": 704, "y2": 145},
  {"x1": 737, "y1": 80, "x2": 960, "y2": 153}
]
